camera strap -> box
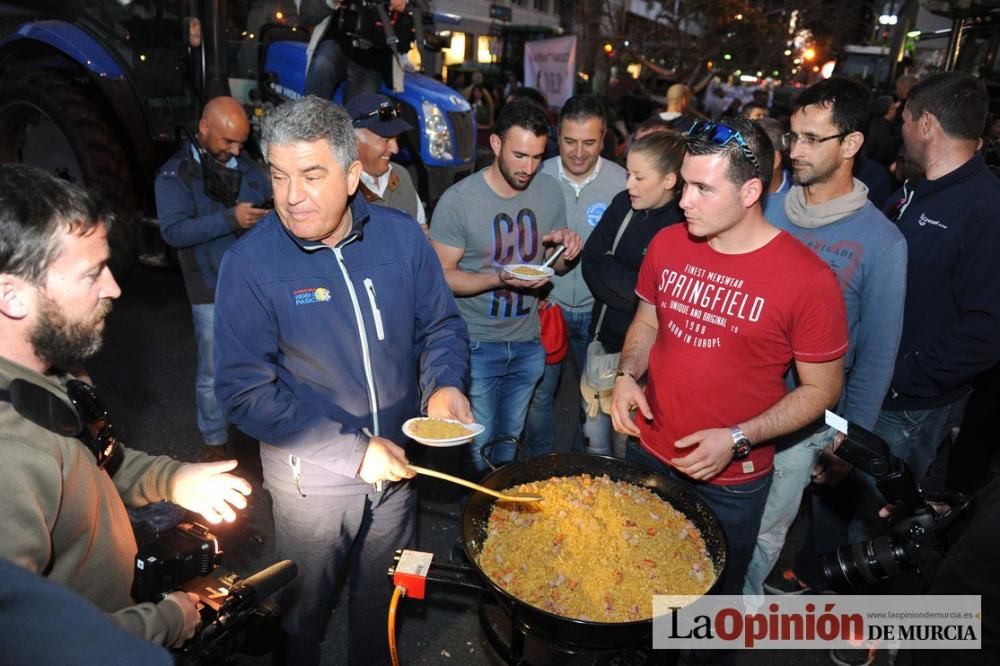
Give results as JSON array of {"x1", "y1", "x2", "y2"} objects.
[
  {"x1": 0, "y1": 378, "x2": 123, "y2": 477},
  {"x1": 374, "y1": 3, "x2": 405, "y2": 91}
]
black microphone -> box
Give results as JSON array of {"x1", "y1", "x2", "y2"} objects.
[
  {"x1": 236, "y1": 560, "x2": 298, "y2": 601},
  {"x1": 199, "y1": 560, "x2": 297, "y2": 643}
]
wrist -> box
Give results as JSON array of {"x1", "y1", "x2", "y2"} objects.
[{"x1": 615, "y1": 368, "x2": 637, "y2": 382}]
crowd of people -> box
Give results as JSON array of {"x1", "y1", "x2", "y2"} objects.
[{"x1": 2, "y1": 54, "x2": 1000, "y2": 666}]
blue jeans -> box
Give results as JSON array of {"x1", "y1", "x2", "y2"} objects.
[
  {"x1": 191, "y1": 304, "x2": 227, "y2": 446},
  {"x1": 305, "y1": 39, "x2": 384, "y2": 101},
  {"x1": 874, "y1": 397, "x2": 969, "y2": 493},
  {"x1": 523, "y1": 308, "x2": 591, "y2": 456},
  {"x1": 626, "y1": 441, "x2": 773, "y2": 595},
  {"x1": 743, "y1": 428, "x2": 833, "y2": 595},
  {"x1": 466, "y1": 340, "x2": 546, "y2": 477},
  {"x1": 269, "y1": 481, "x2": 416, "y2": 666}
]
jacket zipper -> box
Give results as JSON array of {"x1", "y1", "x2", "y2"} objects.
[
  {"x1": 332, "y1": 246, "x2": 381, "y2": 438},
  {"x1": 363, "y1": 278, "x2": 386, "y2": 341}
]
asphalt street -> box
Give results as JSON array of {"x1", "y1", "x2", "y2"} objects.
[{"x1": 88, "y1": 263, "x2": 888, "y2": 666}]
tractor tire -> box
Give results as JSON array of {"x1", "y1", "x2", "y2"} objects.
[{"x1": 0, "y1": 70, "x2": 138, "y2": 277}]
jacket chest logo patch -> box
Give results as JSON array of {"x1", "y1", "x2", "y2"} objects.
[
  {"x1": 917, "y1": 213, "x2": 948, "y2": 229},
  {"x1": 293, "y1": 287, "x2": 332, "y2": 305},
  {"x1": 586, "y1": 202, "x2": 608, "y2": 227}
]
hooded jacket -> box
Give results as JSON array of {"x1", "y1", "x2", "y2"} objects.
[
  {"x1": 883, "y1": 153, "x2": 1000, "y2": 409},
  {"x1": 214, "y1": 195, "x2": 469, "y2": 496}
]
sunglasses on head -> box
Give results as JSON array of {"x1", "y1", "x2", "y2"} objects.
[
  {"x1": 352, "y1": 101, "x2": 401, "y2": 126},
  {"x1": 687, "y1": 121, "x2": 761, "y2": 178},
  {"x1": 66, "y1": 379, "x2": 123, "y2": 474}
]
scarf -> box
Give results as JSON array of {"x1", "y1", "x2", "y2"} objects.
[{"x1": 784, "y1": 178, "x2": 869, "y2": 228}]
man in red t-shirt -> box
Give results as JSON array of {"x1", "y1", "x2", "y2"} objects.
[{"x1": 610, "y1": 117, "x2": 848, "y2": 594}]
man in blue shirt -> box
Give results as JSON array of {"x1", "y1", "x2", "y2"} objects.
[{"x1": 745, "y1": 77, "x2": 907, "y2": 600}]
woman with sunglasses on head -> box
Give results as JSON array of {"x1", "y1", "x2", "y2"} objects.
[{"x1": 580, "y1": 131, "x2": 687, "y2": 457}]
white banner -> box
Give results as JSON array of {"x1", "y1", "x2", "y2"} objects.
[
  {"x1": 653, "y1": 595, "x2": 982, "y2": 650},
  {"x1": 523, "y1": 35, "x2": 576, "y2": 108}
]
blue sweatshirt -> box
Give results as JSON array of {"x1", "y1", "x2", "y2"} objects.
[
  {"x1": 882, "y1": 153, "x2": 1000, "y2": 409},
  {"x1": 767, "y1": 189, "x2": 907, "y2": 430},
  {"x1": 154, "y1": 144, "x2": 271, "y2": 304},
  {"x1": 214, "y1": 196, "x2": 470, "y2": 495}
]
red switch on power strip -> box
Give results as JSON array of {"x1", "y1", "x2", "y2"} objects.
[{"x1": 392, "y1": 550, "x2": 433, "y2": 599}]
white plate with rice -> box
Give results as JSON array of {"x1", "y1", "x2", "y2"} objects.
[
  {"x1": 403, "y1": 417, "x2": 484, "y2": 446},
  {"x1": 503, "y1": 263, "x2": 554, "y2": 281}
]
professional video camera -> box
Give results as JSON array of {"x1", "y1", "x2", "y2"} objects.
[
  {"x1": 132, "y1": 521, "x2": 297, "y2": 665},
  {"x1": 820, "y1": 414, "x2": 973, "y2": 591},
  {"x1": 335, "y1": 0, "x2": 448, "y2": 53}
]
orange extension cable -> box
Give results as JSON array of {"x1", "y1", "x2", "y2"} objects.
[{"x1": 388, "y1": 584, "x2": 407, "y2": 666}]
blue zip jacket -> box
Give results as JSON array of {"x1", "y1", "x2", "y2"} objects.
[
  {"x1": 214, "y1": 195, "x2": 470, "y2": 495},
  {"x1": 883, "y1": 153, "x2": 1000, "y2": 409},
  {"x1": 154, "y1": 144, "x2": 271, "y2": 303}
]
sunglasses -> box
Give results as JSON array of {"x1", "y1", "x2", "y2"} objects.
[
  {"x1": 687, "y1": 121, "x2": 761, "y2": 178},
  {"x1": 352, "y1": 101, "x2": 401, "y2": 126},
  {"x1": 67, "y1": 379, "x2": 124, "y2": 474}
]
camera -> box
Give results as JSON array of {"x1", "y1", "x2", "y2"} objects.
[
  {"x1": 133, "y1": 521, "x2": 297, "y2": 664},
  {"x1": 819, "y1": 418, "x2": 972, "y2": 591}
]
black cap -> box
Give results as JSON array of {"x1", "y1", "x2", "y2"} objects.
[{"x1": 346, "y1": 93, "x2": 413, "y2": 137}]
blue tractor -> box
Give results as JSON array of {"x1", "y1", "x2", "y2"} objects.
[
  {"x1": 0, "y1": 1, "x2": 474, "y2": 269},
  {"x1": 259, "y1": 29, "x2": 475, "y2": 206}
]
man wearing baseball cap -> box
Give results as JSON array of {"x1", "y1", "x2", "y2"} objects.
[{"x1": 346, "y1": 93, "x2": 428, "y2": 232}]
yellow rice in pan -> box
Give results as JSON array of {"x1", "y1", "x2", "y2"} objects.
[{"x1": 478, "y1": 474, "x2": 714, "y2": 622}]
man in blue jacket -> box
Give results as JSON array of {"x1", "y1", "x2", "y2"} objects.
[
  {"x1": 213, "y1": 96, "x2": 471, "y2": 666},
  {"x1": 155, "y1": 96, "x2": 271, "y2": 454},
  {"x1": 880, "y1": 72, "x2": 1000, "y2": 497}
]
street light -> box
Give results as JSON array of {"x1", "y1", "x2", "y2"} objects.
[{"x1": 803, "y1": 48, "x2": 816, "y2": 61}]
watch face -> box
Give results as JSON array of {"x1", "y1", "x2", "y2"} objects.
[{"x1": 732, "y1": 439, "x2": 752, "y2": 460}]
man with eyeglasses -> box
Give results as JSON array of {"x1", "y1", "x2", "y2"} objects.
[
  {"x1": 346, "y1": 93, "x2": 427, "y2": 233},
  {"x1": 0, "y1": 164, "x2": 253, "y2": 648},
  {"x1": 743, "y1": 78, "x2": 907, "y2": 609},
  {"x1": 610, "y1": 117, "x2": 848, "y2": 595}
]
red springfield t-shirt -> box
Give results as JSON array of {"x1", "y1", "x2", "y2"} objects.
[{"x1": 634, "y1": 225, "x2": 848, "y2": 485}]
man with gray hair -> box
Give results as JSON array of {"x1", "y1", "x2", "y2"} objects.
[{"x1": 213, "y1": 96, "x2": 472, "y2": 665}]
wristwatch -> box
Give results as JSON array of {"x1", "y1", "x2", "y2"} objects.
[{"x1": 729, "y1": 426, "x2": 752, "y2": 460}]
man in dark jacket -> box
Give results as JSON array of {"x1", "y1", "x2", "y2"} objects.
[
  {"x1": 155, "y1": 96, "x2": 271, "y2": 453},
  {"x1": 214, "y1": 96, "x2": 471, "y2": 666},
  {"x1": 878, "y1": 72, "x2": 1000, "y2": 499}
]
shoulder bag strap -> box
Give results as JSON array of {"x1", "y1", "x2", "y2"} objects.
[{"x1": 593, "y1": 208, "x2": 635, "y2": 338}]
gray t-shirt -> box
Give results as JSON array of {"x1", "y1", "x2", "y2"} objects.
[{"x1": 431, "y1": 170, "x2": 565, "y2": 342}]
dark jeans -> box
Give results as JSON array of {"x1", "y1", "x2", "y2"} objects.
[
  {"x1": 626, "y1": 441, "x2": 772, "y2": 595},
  {"x1": 305, "y1": 39, "x2": 384, "y2": 102},
  {"x1": 269, "y1": 481, "x2": 416, "y2": 666}
]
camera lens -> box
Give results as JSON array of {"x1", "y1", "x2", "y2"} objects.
[{"x1": 821, "y1": 537, "x2": 910, "y2": 591}]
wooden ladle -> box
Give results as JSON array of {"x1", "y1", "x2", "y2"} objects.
[{"x1": 408, "y1": 464, "x2": 543, "y2": 503}]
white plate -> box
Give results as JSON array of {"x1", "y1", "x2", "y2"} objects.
[
  {"x1": 504, "y1": 263, "x2": 554, "y2": 281},
  {"x1": 402, "y1": 418, "x2": 484, "y2": 447}
]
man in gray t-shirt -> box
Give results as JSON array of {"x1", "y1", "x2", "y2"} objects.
[{"x1": 431, "y1": 99, "x2": 582, "y2": 477}]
